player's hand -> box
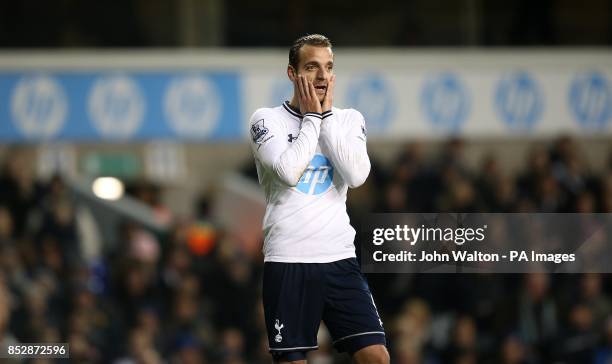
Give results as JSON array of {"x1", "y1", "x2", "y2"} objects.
[
  {"x1": 322, "y1": 74, "x2": 335, "y2": 113},
  {"x1": 295, "y1": 75, "x2": 322, "y2": 114}
]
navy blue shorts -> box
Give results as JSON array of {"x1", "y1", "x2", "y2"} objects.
[{"x1": 263, "y1": 258, "x2": 386, "y2": 361}]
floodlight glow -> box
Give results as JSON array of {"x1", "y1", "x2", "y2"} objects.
[{"x1": 92, "y1": 177, "x2": 124, "y2": 200}]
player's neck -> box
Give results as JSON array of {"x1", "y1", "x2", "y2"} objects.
[
  {"x1": 289, "y1": 97, "x2": 300, "y2": 112},
  {"x1": 288, "y1": 98, "x2": 323, "y2": 113}
]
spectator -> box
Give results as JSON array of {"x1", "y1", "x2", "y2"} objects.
[{"x1": 0, "y1": 138, "x2": 611, "y2": 363}]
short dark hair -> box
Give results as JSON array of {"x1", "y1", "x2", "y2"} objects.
[{"x1": 288, "y1": 34, "x2": 333, "y2": 69}]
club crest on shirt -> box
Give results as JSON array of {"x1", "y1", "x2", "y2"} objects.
[{"x1": 251, "y1": 119, "x2": 269, "y2": 143}]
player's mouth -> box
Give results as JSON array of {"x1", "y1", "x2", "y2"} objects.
[{"x1": 314, "y1": 85, "x2": 327, "y2": 94}]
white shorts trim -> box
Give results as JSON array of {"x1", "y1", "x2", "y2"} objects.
[
  {"x1": 269, "y1": 345, "x2": 319, "y2": 351},
  {"x1": 332, "y1": 331, "x2": 386, "y2": 344},
  {"x1": 264, "y1": 252, "x2": 356, "y2": 263}
]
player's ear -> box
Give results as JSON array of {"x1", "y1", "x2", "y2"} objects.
[{"x1": 287, "y1": 65, "x2": 296, "y2": 81}]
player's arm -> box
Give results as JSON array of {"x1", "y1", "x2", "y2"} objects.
[
  {"x1": 250, "y1": 76, "x2": 325, "y2": 187},
  {"x1": 319, "y1": 109, "x2": 371, "y2": 188},
  {"x1": 249, "y1": 109, "x2": 321, "y2": 187}
]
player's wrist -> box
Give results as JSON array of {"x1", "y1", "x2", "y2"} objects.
[
  {"x1": 321, "y1": 110, "x2": 334, "y2": 123},
  {"x1": 303, "y1": 111, "x2": 323, "y2": 119},
  {"x1": 298, "y1": 101, "x2": 322, "y2": 114},
  {"x1": 321, "y1": 101, "x2": 332, "y2": 113},
  {"x1": 301, "y1": 107, "x2": 322, "y2": 114}
]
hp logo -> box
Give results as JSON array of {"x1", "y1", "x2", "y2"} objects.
[
  {"x1": 296, "y1": 154, "x2": 334, "y2": 195},
  {"x1": 88, "y1": 75, "x2": 145, "y2": 139},
  {"x1": 569, "y1": 71, "x2": 611, "y2": 129},
  {"x1": 11, "y1": 75, "x2": 67, "y2": 139},
  {"x1": 421, "y1": 73, "x2": 470, "y2": 131},
  {"x1": 164, "y1": 75, "x2": 222, "y2": 137},
  {"x1": 346, "y1": 73, "x2": 395, "y2": 134},
  {"x1": 495, "y1": 71, "x2": 543, "y2": 130},
  {"x1": 271, "y1": 80, "x2": 293, "y2": 105}
]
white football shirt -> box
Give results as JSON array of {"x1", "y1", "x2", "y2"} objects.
[{"x1": 249, "y1": 101, "x2": 370, "y2": 263}]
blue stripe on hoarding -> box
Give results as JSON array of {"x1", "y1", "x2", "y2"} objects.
[{"x1": 0, "y1": 71, "x2": 243, "y2": 142}]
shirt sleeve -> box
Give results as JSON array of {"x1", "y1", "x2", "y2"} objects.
[
  {"x1": 318, "y1": 109, "x2": 371, "y2": 188},
  {"x1": 249, "y1": 108, "x2": 322, "y2": 187}
]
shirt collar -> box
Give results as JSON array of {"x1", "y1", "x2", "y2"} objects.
[{"x1": 282, "y1": 101, "x2": 302, "y2": 118}]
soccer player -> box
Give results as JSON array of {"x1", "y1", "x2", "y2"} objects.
[{"x1": 248, "y1": 34, "x2": 389, "y2": 364}]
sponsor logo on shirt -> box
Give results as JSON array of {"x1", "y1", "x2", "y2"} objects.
[{"x1": 296, "y1": 154, "x2": 334, "y2": 195}]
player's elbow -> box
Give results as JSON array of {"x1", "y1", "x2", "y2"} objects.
[
  {"x1": 279, "y1": 173, "x2": 300, "y2": 187},
  {"x1": 346, "y1": 173, "x2": 368, "y2": 188},
  {"x1": 273, "y1": 165, "x2": 301, "y2": 187},
  {"x1": 346, "y1": 161, "x2": 370, "y2": 189}
]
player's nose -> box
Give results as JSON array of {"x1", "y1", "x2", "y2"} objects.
[{"x1": 317, "y1": 68, "x2": 330, "y2": 80}]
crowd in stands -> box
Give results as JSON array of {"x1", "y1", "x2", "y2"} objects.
[{"x1": 0, "y1": 136, "x2": 611, "y2": 364}]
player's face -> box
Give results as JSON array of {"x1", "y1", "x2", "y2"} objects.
[{"x1": 293, "y1": 45, "x2": 334, "y2": 102}]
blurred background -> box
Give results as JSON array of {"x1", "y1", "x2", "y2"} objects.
[{"x1": 1, "y1": 0, "x2": 612, "y2": 363}]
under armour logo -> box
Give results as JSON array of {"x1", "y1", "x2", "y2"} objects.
[
  {"x1": 274, "y1": 319, "x2": 284, "y2": 343},
  {"x1": 288, "y1": 133, "x2": 298, "y2": 142}
]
